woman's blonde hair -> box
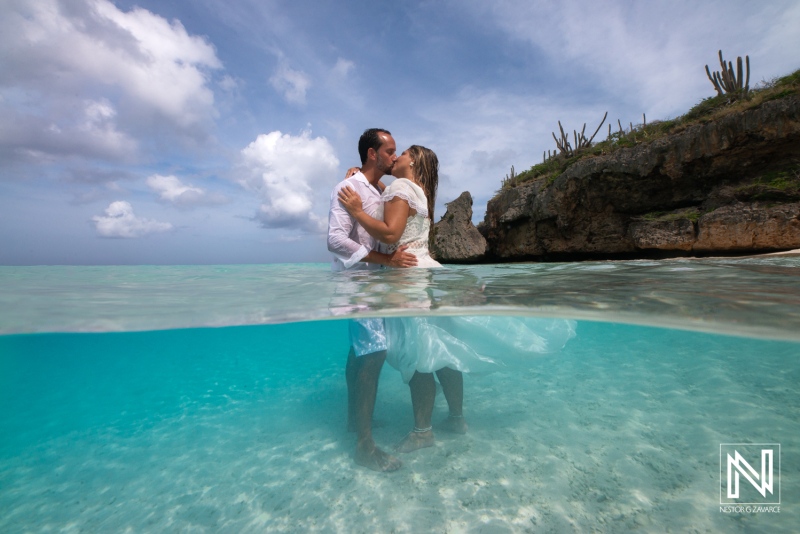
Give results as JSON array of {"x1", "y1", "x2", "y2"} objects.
[{"x1": 407, "y1": 145, "x2": 439, "y2": 223}]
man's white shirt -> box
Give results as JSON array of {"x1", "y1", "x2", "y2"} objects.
[{"x1": 327, "y1": 171, "x2": 384, "y2": 271}]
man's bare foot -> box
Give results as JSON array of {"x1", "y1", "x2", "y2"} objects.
[
  {"x1": 354, "y1": 442, "x2": 402, "y2": 472},
  {"x1": 395, "y1": 429, "x2": 435, "y2": 453},
  {"x1": 440, "y1": 415, "x2": 468, "y2": 434}
]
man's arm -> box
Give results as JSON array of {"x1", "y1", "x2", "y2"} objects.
[
  {"x1": 327, "y1": 181, "x2": 369, "y2": 269},
  {"x1": 364, "y1": 246, "x2": 417, "y2": 268}
]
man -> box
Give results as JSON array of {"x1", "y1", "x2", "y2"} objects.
[{"x1": 327, "y1": 128, "x2": 417, "y2": 472}]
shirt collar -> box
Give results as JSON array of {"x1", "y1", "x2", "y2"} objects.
[{"x1": 352, "y1": 171, "x2": 381, "y2": 193}]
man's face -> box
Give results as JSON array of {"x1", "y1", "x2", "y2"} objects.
[{"x1": 373, "y1": 134, "x2": 397, "y2": 176}]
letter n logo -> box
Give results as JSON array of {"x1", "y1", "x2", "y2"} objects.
[{"x1": 720, "y1": 443, "x2": 780, "y2": 505}]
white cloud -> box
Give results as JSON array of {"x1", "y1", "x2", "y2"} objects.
[
  {"x1": 237, "y1": 130, "x2": 339, "y2": 232},
  {"x1": 93, "y1": 201, "x2": 172, "y2": 238},
  {"x1": 332, "y1": 58, "x2": 355, "y2": 79},
  {"x1": 146, "y1": 174, "x2": 227, "y2": 207},
  {"x1": 0, "y1": 0, "x2": 222, "y2": 163},
  {"x1": 219, "y1": 75, "x2": 239, "y2": 92},
  {"x1": 455, "y1": 0, "x2": 800, "y2": 118},
  {"x1": 269, "y1": 62, "x2": 311, "y2": 105},
  {"x1": 77, "y1": 99, "x2": 137, "y2": 155},
  {"x1": 0, "y1": 98, "x2": 137, "y2": 163}
]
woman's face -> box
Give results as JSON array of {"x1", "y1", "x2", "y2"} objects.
[{"x1": 391, "y1": 150, "x2": 414, "y2": 178}]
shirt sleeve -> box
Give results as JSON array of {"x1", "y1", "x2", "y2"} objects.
[
  {"x1": 327, "y1": 180, "x2": 370, "y2": 269},
  {"x1": 382, "y1": 179, "x2": 428, "y2": 217}
]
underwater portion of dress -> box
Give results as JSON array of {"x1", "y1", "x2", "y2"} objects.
[
  {"x1": 386, "y1": 315, "x2": 577, "y2": 383},
  {"x1": 376, "y1": 178, "x2": 577, "y2": 382}
]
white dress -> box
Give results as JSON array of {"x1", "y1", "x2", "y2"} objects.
[
  {"x1": 378, "y1": 179, "x2": 577, "y2": 383},
  {"x1": 376, "y1": 178, "x2": 441, "y2": 268}
]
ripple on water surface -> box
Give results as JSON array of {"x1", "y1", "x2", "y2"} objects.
[{"x1": 1, "y1": 258, "x2": 800, "y2": 339}]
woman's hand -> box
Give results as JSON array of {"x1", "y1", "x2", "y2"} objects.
[
  {"x1": 343, "y1": 167, "x2": 361, "y2": 179},
  {"x1": 338, "y1": 186, "x2": 363, "y2": 216}
]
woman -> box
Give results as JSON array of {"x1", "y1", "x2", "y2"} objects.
[{"x1": 338, "y1": 145, "x2": 467, "y2": 452}]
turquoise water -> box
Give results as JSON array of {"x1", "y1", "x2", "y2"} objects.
[{"x1": 1, "y1": 260, "x2": 799, "y2": 532}]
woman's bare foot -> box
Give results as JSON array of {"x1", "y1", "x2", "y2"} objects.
[
  {"x1": 440, "y1": 415, "x2": 468, "y2": 434},
  {"x1": 395, "y1": 429, "x2": 435, "y2": 453},
  {"x1": 355, "y1": 441, "x2": 402, "y2": 472}
]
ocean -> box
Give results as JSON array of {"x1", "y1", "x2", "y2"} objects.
[{"x1": 1, "y1": 259, "x2": 798, "y2": 532}]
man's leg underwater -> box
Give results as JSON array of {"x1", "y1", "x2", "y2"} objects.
[{"x1": 352, "y1": 350, "x2": 402, "y2": 471}]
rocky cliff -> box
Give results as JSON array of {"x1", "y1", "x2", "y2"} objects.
[
  {"x1": 431, "y1": 191, "x2": 487, "y2": 262},
  {"x1": 480, "y1": 95, "x2": 800, "y2": 261}
]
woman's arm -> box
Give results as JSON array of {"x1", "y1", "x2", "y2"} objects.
[{"x1": 338, "y1": 186, "x2": 411, "y2": 244}]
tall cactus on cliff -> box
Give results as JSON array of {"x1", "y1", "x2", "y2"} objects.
[
  {"x1": 551, "y1": 112, "x2": 607, "y2": 157},
  {"x1": 705, "y1": 50, "x2": 750, "y2": 96}
]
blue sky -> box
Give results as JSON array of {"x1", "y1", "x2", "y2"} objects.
[{"x1": 1, "y1": 0, "x2": 798, "y2": 265}]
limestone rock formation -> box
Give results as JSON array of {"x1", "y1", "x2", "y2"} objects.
[
  {"x1": 432, "y1": 192, "x2": 487, "y2": 262},
  {"x1": 694, "y1": 202, "x2": 800, "y2": 251},
  {"x1": 482, "y1": 95, "x2": 800, "y2": 260}
]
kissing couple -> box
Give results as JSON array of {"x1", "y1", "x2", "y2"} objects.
[{"x1": 327, "y1": 128, "x2": 576, "y2": 472}]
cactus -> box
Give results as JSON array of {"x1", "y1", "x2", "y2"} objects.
[
  {"x1": 582, "y1": 111, "x2": 608, "y2": 148},
  {"x1": 552, "y1": 112, "x2": 607, "y2": 157},
  {"x1": 705, "y1": 50, "x2": 750, "y2": 96},
  {"x1": 552, "y1": 121, "x2": 572, "y2": 155},
  {"x1": 502, "y1": 165, "x2": 517, "y2": 188}
]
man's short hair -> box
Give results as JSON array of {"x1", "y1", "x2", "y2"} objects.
[{"x1": 358, "y1": 128, "x2": 391, "y2": 164}]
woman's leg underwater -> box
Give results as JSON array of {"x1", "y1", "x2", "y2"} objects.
[
  {"x1": 436, "y1": 367, "x2": 468, "y2": 434},
  {"x1": 395, "y1": 371, "x2": 436, "y2": 453}
]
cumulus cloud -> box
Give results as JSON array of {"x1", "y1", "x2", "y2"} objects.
[
  {"x1": 237, "y1": 130, "x2": 339, "y2": 232},
  {"x1": 77, "y1": 99, "x2": 136, "y2": 154},
  {"x1": 93, "y1": 201, "x2": 172, "y2": 238},
  {"x1": 146, "y1": 174, "x2": 227, "y2": 207},
  {"x1": 269, "y1": 62, "x2": 311, "y2": 105},
  {"x1": 0, "y1": 0, "x2": 222, "y2": 163}
]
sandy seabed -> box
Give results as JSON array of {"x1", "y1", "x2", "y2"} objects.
[{"x1": 0, "y1": 323, "x2": 797, "y2": 533}]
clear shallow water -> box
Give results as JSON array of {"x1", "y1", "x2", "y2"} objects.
[
  {"x1": 3, "y1": 257, "x2": 800, "y2": 339},
  {"x1": 1, "y1": 260, "x2": 799, "y2": 532}
]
